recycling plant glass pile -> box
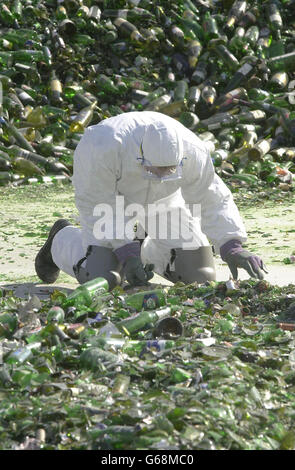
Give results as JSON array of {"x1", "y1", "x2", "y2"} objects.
[
  {"x1": 1, "y1": 0, "x2": 295, "y2": 188},
  {"x1": 0, "y1": 279, "x2": 295, "y2": 450}
]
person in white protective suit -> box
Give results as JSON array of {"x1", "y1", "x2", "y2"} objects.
[{"x1": 35, "y1": 111, "x2": 267, "y2": 288}]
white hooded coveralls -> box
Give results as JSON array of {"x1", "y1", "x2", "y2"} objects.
[{"x1": 51, "y1": 111, "x2": 247, "y2": 278}]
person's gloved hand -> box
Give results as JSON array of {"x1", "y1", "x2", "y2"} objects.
[
  {"x1": 114, "y1": 242, "x2": 154, "y2": 286},
  {"x1": 124, "y1": 257, "x2": 154, "y2": 286},
  {"x1": 220, "y1": 239, "x2": 268, "y2": 280}
]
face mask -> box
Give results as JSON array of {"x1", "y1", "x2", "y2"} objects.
[{"x1": 137, "y1": 143, "x2": 183, "y2": 182}]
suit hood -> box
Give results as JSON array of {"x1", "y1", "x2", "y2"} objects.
[{"x1": 141, "y1": 120, "x2": 184, "y2": 167}]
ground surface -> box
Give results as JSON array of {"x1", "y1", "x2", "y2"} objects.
[{"x1": 0, "y1": 182, "x2": 294, "y2": 298}]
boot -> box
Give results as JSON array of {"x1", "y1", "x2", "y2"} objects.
[{"x1": 35, "y1": 219, "x2": 72, "y2": 283}]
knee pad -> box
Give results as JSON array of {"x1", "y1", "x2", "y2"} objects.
[
  {"x1": 164, "y1": 246, "x2": 216, "y2": 284},
  {"x1": 74, "y1": 245, "x2": 123, "y2": 287}
]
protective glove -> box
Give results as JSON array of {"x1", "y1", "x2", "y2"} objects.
[
  {"x1": 220, "y1": 239, "x2": 268, "y2": 280},
  {"x1": 124, "y1": 257, "x2": 154, "y2": 286},
  {"x1": 114, "y1": 242, "x2": 154, "y2": 286}
]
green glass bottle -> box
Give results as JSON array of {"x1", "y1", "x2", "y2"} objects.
[
  {"x1": 239, "y1": 9, "x2": 256, "y2": 28},
  {"x1": 26, "y1": 106, "x2": 47, "y2": 127},
  {"x1": 22, "y1": 174, "x2": 70, "y2": 186},
  {"x1": 201, "y1": 85, "x2": 217, "y2": 106},
  {"x1": 159, "y1": 99, "x2": 187, "y2": 118},
  {"x1": 0, "y1": 365, "x2": 13, "y2": 385},
  {"x1": 0, "y1": 313, "x2": 18, "y2": 337},
  {"x1": 248, "y1": 88, "x2": 272, "y2": 101},
  {"x1": 202, "y1": 11, "x2": 219, "y2": 40},
  {"x1": 0, "y1": 156, "x2": 12, "y2": 171},
  {"x1": 0, "y1": 74, "x2": 13, "y2": 90},
  {"x1": 2, "y1": 120, "x2": 35, "y2": 153},
  {"x1": 47, "y1": 306, "x2": 65, "y2": 324},
  {"x1": 173, "y1": 80, "x2": 188, "y2": 103},
  {"x1": 49, "y1": 70, "x2": 63, "y2": 105},
  {"x1": 218, "y1": 129, "x2": 236, "y2": 150},
  {"x1": 64, "y1": 83, "x2": 84, "y2": 100},
  {"x1": 197, "y1": 113, "x2": 239, "y2": 132},
  {"x1": 267, "y1": 51, "x2": 295, "y2": 72},
  {"x1": 187, "y1": 85, "x2": 201, "y2": 112},
  {"x1": 95, "y1": 75, "x2": 120, "y2": 96},
  {"x1": 116, "y1": 306, "x2": 171, "y2": 335},
  {"x1": 244, "y1": 25, "x2": 259, "y2": 48},
  {"x1": 112, "y1": 374, "x2": 130, "y2": 395},
  {"x1": 0, "y1": 52, "x2": 13, "y2": 68},
  {"x1": 241, "y1": 130, "x2": 258, "y2": 148},
  {"x1": 129, "y1": 0, "x2": 153, "y2": 8},
  {"x1": 51, "y1": 28, "x2": 66, "y2": 51},
  {"x1": 191, "y1": 59, "x2": 208, "y2": 85},
  {"x1": 13, "y1": 157, "x2": 44, "y2": 177},
  {"x1": 124, "y1": 339, "x2": 176, "y2": 356},
  {"x1": 12, "y1": 50, "x2": 44, "y2": 63},
  {"x1": 0, "y1": 171, "x2": 20, "y2": 185},
  {"x1": 210, "y1": 43, "x2": 240, "y2": 71},
  {"x1": 140, "y1": 87, "x2": 166, "y2": 107},
  {"x1": 145, "y1": 94, "x2": 172, "y2": 112},
  {"x1": 187, "y1": 39, "x2": 202, "y2": 68},
  {"x1": 113, "y1": 17, "x2": 145, "y2": 43},
  {"x1": 104, "y1": 7, "x2": 154, "y2": 21},
  {"x1": 225, "y1": 0, "x2": 247, "y2": 30},
  {"x1": 267, "y1": 1, "x2": 283, "y2": 40},
  {"x1": 0, "y1": 143, "x2": 67, "y2": 174},
  {"x1": 6, "y1": 342, "x2": 42, "y2": 364},
  {"x1": 268, "y1": 71, "x2": 289, "y2": 92},
  {"x1": 79, "y1": 347, "x2": 119, "y2": 371},
  {"x1": 214, "y1": 87, "x2": 247, "y2": 112},
  {"x1": 13, "y1": 63, "x2": 41, "y2": 86},
  {"x1": 177, "y1": 10, "x2": 204, "y2": 40},
  {"x1": 58, "y1": 18, "x2": 77, "y2": 36},
  {"x1": 15, "y1": 87, "x2": 35, "y2": 106},
  {"x1": 179, "y1": 111, "x2": 200, "y2": 131},
  {"x1": 69, "y1": 100, "x2": 97, "y2": 133},
  {"x1": 171, "y1": 367, "x2": 191, "y2": 383},
  {"x1": 0, "y1": 4, "x2": 14, "y2": 25},
  {"x1": 41, "y1": 45, "x2": 52, "y2": 66},
  {"x1": 248, "y1": 139, "x2": 272, "y2": 161},
  {"x1": 56, "y1": 4, "x2": 68, "y2": 20},
  {"x1": 123, "y1": 289, "x2": 167, "y2": 312},
  {"x1": 11, "y1": 0, "x2": 22, "y2": 21},
  {"x1": 256, "y1": 35, "x2": 272, "y2": 60},
  {"x1": 211, "y1": 148, "x2": 229, "y2": 167},
  {"x1": 70, "y1": 33, "x2": 95, "y2": 47},
  {"x1": 238, "y1": 109, "x2": 266, "y2": 124},
  {"x1": 3, "y1": 29, "x2": 39, "y2": 45},
  {"x1": 76, "y1": 5, "x2": 89, "y2": 18},
  {"x1": 7, "y1": 91, "x2": 25, "y2": 113},
  {"x1": 229, "y1": 26, "x2": 246, "y2": 51},
  {"x1": 169, "y1": 24, "x2": 185, "y2": 47},
  {"x1": 62, "y1": 274, "x2": 120, "y2": 309},
  {"x1": 0, "y1": 38, "x2": 13, "y2": 50}
]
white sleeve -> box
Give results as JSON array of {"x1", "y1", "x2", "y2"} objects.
[
  {"x1": 180, "y1": 146, "x2": 247, "y2": 252},
  {"x1": 72, "y1": 127, "x2": 134, "y2": 251}
]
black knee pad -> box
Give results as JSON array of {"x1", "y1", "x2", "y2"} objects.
[
  {"x1": 164, "y1": 246, "x2": 216, "y2": 284},
  {"x1": 73, "y1": 245, "x2": 123, "y2": 286}
]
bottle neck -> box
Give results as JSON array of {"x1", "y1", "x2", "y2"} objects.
[{"x1": 155, "y1": 306, "x2": 171, "y2": 321}]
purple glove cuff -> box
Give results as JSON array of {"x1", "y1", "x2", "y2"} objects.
[
  {"x1": 114, "y1": 241, "x2": 141, "y2": 265},
  {"x1": 220, "y1": 239, "x2": 243, "y2": 261}
]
